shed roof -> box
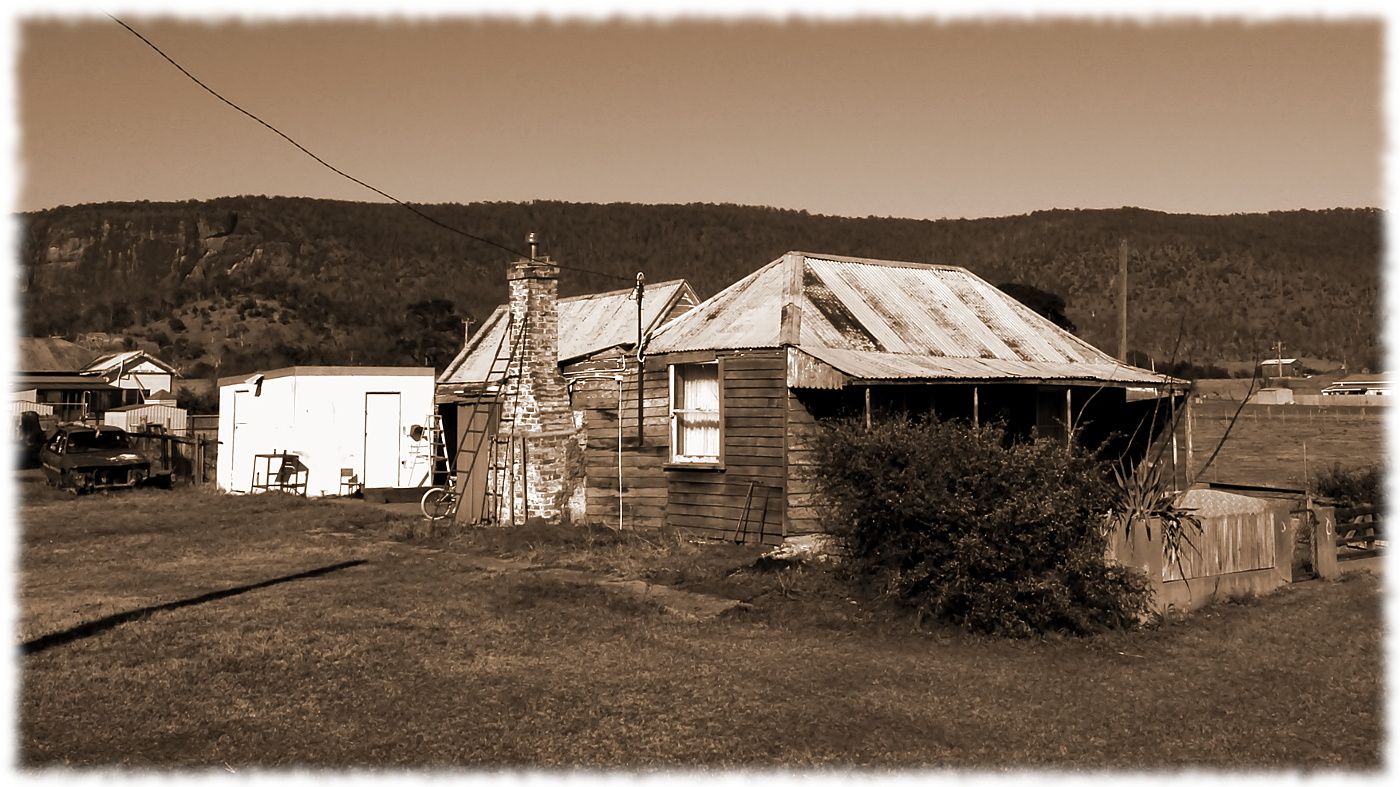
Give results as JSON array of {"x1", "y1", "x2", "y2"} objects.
[
  {"x1": 646, "y1": 251, "x2": 1180, "y2": 388},
  {"x1": 438, "y1": 279, "x2": 698, "y2": 386},
  {"x1": 1334, "y1": 373, "x2": 1388, "y2": 385},
  {"x1": 19, "y1": 337, "x2": 99, "y2": 373},
  {"x1": 107, "y1": 402, "x2": 187, "y2": 413},
  {"x1": 13, "y1": 373, "x2": 119, "y2": 391},
  {"x1": 218, "y1": 366, "x2": 436, "y2": 387},
  {"x1": 85, "y1": 350, "x2": 180, "y2": 376}
]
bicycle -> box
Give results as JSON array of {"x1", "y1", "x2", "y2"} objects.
[{"x1": 420, "y1": 481, "x2": 459, "y2": 521}]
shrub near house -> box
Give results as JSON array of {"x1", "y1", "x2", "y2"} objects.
[{"x1": 811, "y1": 416, "x2": 1152, "y2": 636}]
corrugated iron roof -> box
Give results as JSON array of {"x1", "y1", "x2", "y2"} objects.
[
  {"x1": 19, "y1": 337, "x2": 99, "y2": 372},
  {"x1": 557, "y1": 279, "x2": 697, "y2": 363},
  {"x1": 84, "y1": 350, "x2": 179, "y2": 375},
  {"x1": 795, "y1": 346, "x2": 1171, "y2": 386},
  {"x1": 438, "y1": 279, "x2": 697, "y2": 386},
  {"x1": 647, "y1": 251, "x2": 1180, "y2": 388},
  {"x1": 13, "y1": 373, "x2": 118, "y2": 391}
]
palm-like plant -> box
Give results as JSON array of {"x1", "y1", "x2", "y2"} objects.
[{"x1": 1110, "y1": 458, "x2": 1201, "y2": 577}]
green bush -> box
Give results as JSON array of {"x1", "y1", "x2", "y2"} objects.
[
  {"x1": 811, "y1": 415, "x2": 1152, "y2": 637},
  {"x1": 1314, "y1": 463, "x2": 1382, "y2": 508}
]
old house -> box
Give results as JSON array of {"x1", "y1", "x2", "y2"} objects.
[
  {"x1": 619, "y1": 251, "x2": 1190, "y2": 542},
  {"x1": 82, "y1": 350, "x2": 180, "y2": 403},
  {"x1": 440, "y1": 249, "x2": 1185, "y2": 542},
  {"x1": 15, "y1": 338, "x2": 181, "y2": 421}
]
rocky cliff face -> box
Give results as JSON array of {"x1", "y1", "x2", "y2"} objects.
[{"x1": 17, "y1": 196, "x2": 1384, "y2": 378}]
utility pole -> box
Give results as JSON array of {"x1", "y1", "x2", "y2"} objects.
[{"x1": 1117, "y1": 238, "x2": 1128, "y2": 362}]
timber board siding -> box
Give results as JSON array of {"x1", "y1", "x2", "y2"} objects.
[
  {"x1": 785, "y1": 388, "x2": 828, "y2": 535},
  {"x1": 566, "y1": 354, "x2": 670, "y2": 530},
  {"x1": 569, "y1": 347, "x2": 790, "y2": 544},
  {"x1": 660, "y1": 350, "x2": 787, "y2": 545}
]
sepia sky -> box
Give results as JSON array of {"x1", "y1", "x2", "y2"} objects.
[{"x1": 15, "y1": 17, "x2": 1383, "y2": 219}]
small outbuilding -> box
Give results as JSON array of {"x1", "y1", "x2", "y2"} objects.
[
  {"x1": 1322, "y1": 373, "x2": 1390, "y2": 396},
  {"x1": 217, "y1": 366, "x2": 436, "y2": 497},
  {"x1": 103, "y1": 402, "x2": 189, "y2": 433}
]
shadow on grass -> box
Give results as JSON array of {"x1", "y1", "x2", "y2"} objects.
[{"x1": 20, "y1": 559, "x2": 368, "y2": 656}]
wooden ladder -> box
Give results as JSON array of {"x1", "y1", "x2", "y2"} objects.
[{"x1": 455, "y1": 314, "x2": 518, "y2": 524}]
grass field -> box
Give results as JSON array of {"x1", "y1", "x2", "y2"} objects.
[
  {"x1": 17, "y1": 478, "x2": 1383, "y2": 769},
  {"x1": 1189, "y1": 399, "x2": 1385, "y2": 489}
]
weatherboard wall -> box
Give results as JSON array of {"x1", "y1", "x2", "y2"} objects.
[
  {"x1": 571, "y1": 348, "x2": 788, "y2": 543},
  {"x1": 664, "y1": 350, "x2": 788, "y2": 545}
]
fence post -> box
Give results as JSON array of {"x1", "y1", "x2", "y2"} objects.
[
  {"x1": 1312, "y1": 506, "x2": 1340, "y2": 580},
  {"x1": 1274, "y1": 509, "x2": 1297, "y2": 584}
]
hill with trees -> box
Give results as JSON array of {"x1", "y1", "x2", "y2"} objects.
[{"x1": 18, "y1": 197, "x2": 1381, "y2": 380}]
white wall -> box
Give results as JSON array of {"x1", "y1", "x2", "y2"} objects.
[
  {"x1": 217, "y1": 370, "x2": 435, "y2": 497},
  {"x1": 112, "y1": 360, "x2": 174, "y2": 395}
]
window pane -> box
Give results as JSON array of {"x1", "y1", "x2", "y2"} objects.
[
  {"x1": 673, "y1": 364, "x2": 721, "y2": 461},
  {"x1": 676, "y1": 411, "x2": 720, "y2": 459},
  {"x1": 676, "y1": 364, "x2": 719, "y2": 412}
]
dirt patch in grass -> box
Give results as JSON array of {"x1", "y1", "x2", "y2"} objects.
[{"x1": 16, "y1": 488, "x2": 1385, "y2": 768}]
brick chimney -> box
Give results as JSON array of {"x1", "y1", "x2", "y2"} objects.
[{"x1": 493, "y1": 242, "x2": 578, "y2": 525}]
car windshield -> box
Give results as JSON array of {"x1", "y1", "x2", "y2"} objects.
[{"x1": 66, "y1": 430, "x2": 131, "y2": 452}]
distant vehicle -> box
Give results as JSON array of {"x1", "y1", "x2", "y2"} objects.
[{"x1": 39, "y1": 424, "x2": 158, "y2": 494}]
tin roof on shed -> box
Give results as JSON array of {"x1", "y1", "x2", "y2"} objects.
[
  {"x1": 646, "y1": 251, "x2": 1179, "y2": 388},
  {"x1": 438, "y1": 279, "x2": 698, "y2": 386}
]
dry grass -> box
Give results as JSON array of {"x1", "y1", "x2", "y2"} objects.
[
  {"x1": 17, "y1": 480, "x2": 1384, "y2": 769},
  {"x1": 1191, "y1": 399, "x2": 1384, "y2": 488}
]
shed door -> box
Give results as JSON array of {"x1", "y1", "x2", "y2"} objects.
[
  {"x1": 230, "y1": 390, "x2": 252, "y2": 492},
  {"x1": 364, "y1": 392, "x2": 402, "y2": 488}
]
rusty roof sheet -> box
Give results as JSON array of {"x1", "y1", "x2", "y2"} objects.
[
  {"x1": 437, "y1": 307, "x2": 512, "y2": 386},
  {"x1": 556, "y1": 279, "x2": 697, "y2": 363},
  {"x1": 438, "y1": 280, "x2": 697, "y2": 386},
  {"x1": 647, "y1": 251, "x2": 1180, "y2": 387},
  {"x1": 19, "y1": 337, "x2": 99, "y2": 372}
]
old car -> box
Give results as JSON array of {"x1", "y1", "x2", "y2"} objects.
[{"x1": 40, "y1": 424, "x2": 153, "y2": 494}]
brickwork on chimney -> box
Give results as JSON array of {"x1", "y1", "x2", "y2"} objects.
[{"x1": 491, "y1": 257, "x2": 580, "y2": 525}]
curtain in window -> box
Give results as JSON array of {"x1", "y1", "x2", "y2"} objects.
[{"x1": 675, "y1": 364, "x2": 720, "y2": 460}]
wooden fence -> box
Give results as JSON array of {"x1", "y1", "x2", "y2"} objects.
[
  {"x1": 128, "y1": 429, "x2": 218, "y2": 487},
  {"x1": 1334, "y1": 505, "x2": 1382, "y2": 555}
]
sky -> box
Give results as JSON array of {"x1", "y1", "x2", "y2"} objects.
[{"x1": 13, "y1": 16, "x2": 1385, "y2": 220}]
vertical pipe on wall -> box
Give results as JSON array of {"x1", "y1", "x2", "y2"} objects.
[
  {"x1": 635, "y1": 273, "x2": 645, "y2": 446},
  {"x1": 972, "y1": 386, "x2": 979, "y2": 426},
  {"x1": 618, "y1": 373, "x2": 624, "y2": 531},
  {"x1": 864, "y1": 387, "x2": 872, "y2": 431}
]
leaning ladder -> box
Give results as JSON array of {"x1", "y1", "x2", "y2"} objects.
[
  {"x1": 427, "y1": 413, "x2": 452, "y2": 485},
  {"x1": 453, "y1": 315, "x2": 517, "y2": 524}
]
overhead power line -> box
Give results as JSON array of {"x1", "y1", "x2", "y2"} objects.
[{"x1": 108, "y1": 15, "x2": 633, "y2": 283}]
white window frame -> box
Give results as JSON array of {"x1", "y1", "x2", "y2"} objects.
[{"x1": 668, "y1": 361, "x2": 723, "y2": 466}]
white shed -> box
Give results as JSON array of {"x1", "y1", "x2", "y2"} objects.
[
  {"x1": 103, "y1": 402, "x2": 189, "y2": 433},
  {"x1": 217, "y1": 366, "x2": 437, "y2": 497}
]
